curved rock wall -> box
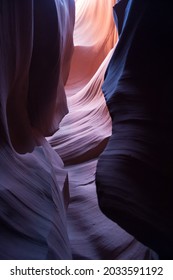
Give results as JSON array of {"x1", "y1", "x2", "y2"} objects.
[
  {"x1": 48, "y1": 0, "x2": 118, "y2": 165},
  {"x1": 48, "y1": 0, "x2": 157, "y2": 259},
  {"x1": 0, "y1": 0, "x2": 74, "y2": 259},
  {"x1": 96, "y1": 0, "x2": 173, "y2": 259},
  {"x1": 0, "y1": 0, "x2": 162, "y2": 260}
]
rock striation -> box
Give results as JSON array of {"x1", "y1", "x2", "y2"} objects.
[
  {"x1": 96, "y1": 0, "x2": 173, "y2": 259},
  {"x1": 0, "y1": 0, "x2": 74, "y2": 259}
]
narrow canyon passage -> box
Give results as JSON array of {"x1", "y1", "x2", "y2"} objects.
[
  {"x1": 48, "y1": 0, "x2": 157, "y2": 259},
  {"x1": 1, "y1": 0, "x2": 172, "y2": 260}
]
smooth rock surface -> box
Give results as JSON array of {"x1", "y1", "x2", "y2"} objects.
[
  {"x1": 49, "y1": 0, "x2": 157, "y2": 259},
  {"x1": 96, "y1": 0, "x2": 173, "y2": 259},
  {"x1": 0, "y1": 0, "x2": 74, "y2": 259}
]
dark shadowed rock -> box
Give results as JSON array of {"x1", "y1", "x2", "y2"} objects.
[{"x1": 96, "y1": 0, "x2": 173, "y2": 259}]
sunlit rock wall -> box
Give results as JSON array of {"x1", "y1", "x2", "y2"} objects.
[
  {"x1": 48, "y1": 0, "x2": 118, "y2": 164},
  {"x1": 48, "y1": 0, "x2": 157, "y2": 260}
]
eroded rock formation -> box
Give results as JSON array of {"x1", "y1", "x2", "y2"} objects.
[
  {"x1": 48, "y1": 0, "x2": 118, "y2": 164},
  {"x1": 48, "y1": 0, "x2": 156, "y2": 259},
  {"x1": 96, "y1": 0, "x2": 173, "y2": 259},
  {"x1": 0, "y1": 0, "x2": 167, "y2": 260},
  {"x1": 0, "y1": 0, "x2": 74, "y2": 259}
]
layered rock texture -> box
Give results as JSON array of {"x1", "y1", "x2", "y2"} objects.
[
  {"x1": 48, "y1": 0, "x2": 118, "y2": 164},
  {"x1": 96, "y1": 0, "x2": 173, "y2": 259},
  {"x1": 48, "y1": 0, "x2": 156, "y2": 259},
  {"x1": 1, "y1": 0, "x2": 169, "y2": 260},
  {"x1": 0, "y1": 0, "x2": 74, "y2": 259}
]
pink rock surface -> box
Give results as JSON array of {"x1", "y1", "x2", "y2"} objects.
[
  {"x1": 48, "y1": 0, "x2": 117, "y2": 164},
  {"x1": 49, "y1": 0, "x2": 156, "y2": 259},
  {"x1": 0, "y1": 0, "x2": 158, "y2": 260}
]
